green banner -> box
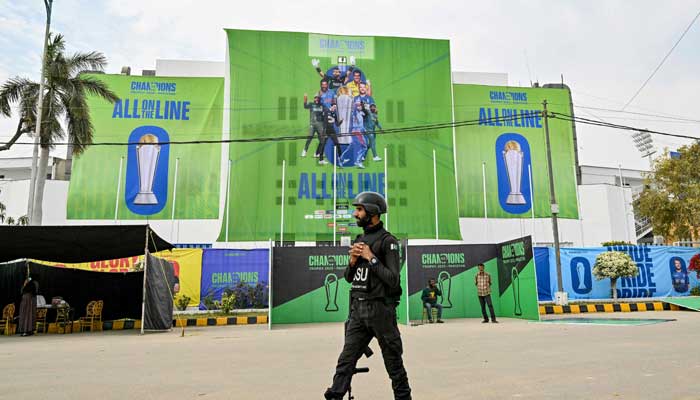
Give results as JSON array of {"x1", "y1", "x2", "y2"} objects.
[
  {"x1": 407, "y1": 244, "x2": 500, "y2": 320},
  {"x1": 453, "y1": 84, "x2": 578, "y2": 219},
  {"x1": 407, "y1": 238, "x2": 539, "y2": 321},
  {"x1": 223, "y1": 29, "x2": 461, "y2": 242},
  {"x1": 496, "y1": 236, "x2": 539, "y2": 320},
  {"x1": 67, "y1": 75, "x2": 224, "y2": 219},
  {"x1": 271, "y1": 244, "x2": 408, "y2": 325}
]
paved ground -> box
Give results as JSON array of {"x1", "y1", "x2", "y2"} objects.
[{"x1": 1, "y1": 311, "x2": 698, "y2": 399}]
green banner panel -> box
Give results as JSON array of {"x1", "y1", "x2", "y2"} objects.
[
  {"x1": 406, "y1": 244, "x2": 500, "y2": 320},
  {"x1": 453, "y1": 84, "x2": 579, "y2": 219},
  {"x1": 496, "y1": 236, "x2": 539, "y2": 321},
  {"x1": 67, "y1": 75, "x2": 224, "y2": 219},
  {"x1": 271, "y1": 243, "x2": 408, "y2": 325},
  {"x1": 223, "y1": 29, "x2": 461, "y2": 241}
]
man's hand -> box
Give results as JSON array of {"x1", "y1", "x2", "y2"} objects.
[
  {"x1": 304, "y1": 93, "x2": 308, "y2": 103},
  {"x1": 311, "y1": 59, "x2": 320, "y2": 68},
  {"x1": 173, "y1": 283, "x2": 180, "y2": 294},
  {"x1": 349, "y1": 245, "x2": 361, "y2": 266},
  {"x1": 349, "y1": 55, "x2": 356, "y2": 66},
  {"x1": 352, "y1": 242, "x2": 374, "y2": 262}
]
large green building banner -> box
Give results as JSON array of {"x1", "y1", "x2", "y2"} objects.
[
  {"x1": 222, "y1": 29, "x2": 461, "y2": 242},
  {"x1": 453, "y1": 85, "x2": 578, "y2": 219},
  {"x1": 67, "y1": 75, "x2": 224, "y2": 220}
]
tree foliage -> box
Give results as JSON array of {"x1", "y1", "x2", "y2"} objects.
[
  {"x1": 635, "y1": 143, "x2": 700, "y2": 241},
  {"x1": 592, "y1": 251, "x2": 639, "y2": 299}
]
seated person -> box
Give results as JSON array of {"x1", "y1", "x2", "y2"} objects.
[{"x1": 421, "y1": 278, "x2": 444, "y2": 323}]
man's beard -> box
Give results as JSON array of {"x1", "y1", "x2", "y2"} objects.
[{"x1": 356, "y1": 215, "x2": 372, "y2": 228}]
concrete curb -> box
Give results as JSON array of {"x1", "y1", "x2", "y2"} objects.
[{"x1": 539, "y1": 301, "x2": 681, "y2": 315}]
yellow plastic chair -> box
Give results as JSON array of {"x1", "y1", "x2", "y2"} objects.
[
  {"x1": 93, "y1": 300, "x2": 104, "y2": 331},
  {"x1": 421, "y1": 306, "x2": 438, "y2": 324},
  {"x1": 79, "y1": 301, "x2": 98, "y2": 332},
  {"x1": 0, "y1": 304, "x2": 15, "y2": 335},
  {"x1": 35, "y1": 308, "x2": 48, "y2": 334},
  {"x1": 55, "y1": 306, "x2": 72, "y2": 334}
]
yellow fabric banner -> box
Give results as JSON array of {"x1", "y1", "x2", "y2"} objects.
[{"x1": 32, "y1": 248, "x2": 202, "y2": 307}]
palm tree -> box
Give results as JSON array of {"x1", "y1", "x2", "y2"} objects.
[
  {"x1": 0, "y1": 189, "x2": 28, "y2": 226},
  {"x1": 0, "y1": 33, "x2": 118, "y2": 225}
]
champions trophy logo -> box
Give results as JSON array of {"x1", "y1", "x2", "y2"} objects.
[
  {"x1": 324, "y1": 273, "x2": 339, "y2": 312},
  {"x1": 576, "y1": 262, "x2": 587, "y2": 291},
  {"x1": 437, "y1": 271, "x2": 453, "y2": 308},
  {"x1": 134, "y1": 134, "x2": 161, "y2": 205},
  {"x1": 503, "y1": 140, "x2": 526, "y2": 205},
  {"x1": 570, "y1": 258, "x2": 592, "y2": 294},
  {"x1": 512, "y1": 267, "x2": 522, "y2": 316}
]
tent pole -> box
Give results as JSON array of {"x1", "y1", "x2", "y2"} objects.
[{"x1": 140, "y1": 226, "x2": 150, "y2": 335}]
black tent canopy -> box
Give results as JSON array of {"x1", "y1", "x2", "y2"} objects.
[
  {"x1": 0, "y1": 225, "x2": 175, "y2": 332},
  {"x1": 0, "y1": 225, "x2": 173, "y2": 263}
]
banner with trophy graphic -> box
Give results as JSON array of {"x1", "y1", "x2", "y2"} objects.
[
  {"x1": 453, "y1": 84, "x2": 579, "y2": 219},
  {"x1": 496, "y1": 236, "x2": 539, "y2": 320},
  {"x1": 67, "y1": 75, "x2": 224, "y2": 219},
  {"x1": 223, "y1": 29, "x2": 461, "y2": 242},
  {"x1": 271, "y1": 244, "x2": 408, "y2": 325},
  {"x1": 406, "y1": 237, "x2": 538, "y2": 321},
  {"x1": 406, "y1": 244, "x2": 499, "y2": 320}
]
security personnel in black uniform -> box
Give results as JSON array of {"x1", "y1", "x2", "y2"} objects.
[{"x1": 324, "y1": 191, "x2": 412, "y2": 400}]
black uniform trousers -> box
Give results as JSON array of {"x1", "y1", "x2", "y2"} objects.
[
  {"x1": 318, "y1": 123, "x2": 342, "y2": 162},
  {"x1": 325, "y1": 298, "x2": 411, "y2": 400}
]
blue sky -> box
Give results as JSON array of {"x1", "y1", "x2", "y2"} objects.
[{"x1": 0, "y1": 0, "x2": 698, "y2": 169}]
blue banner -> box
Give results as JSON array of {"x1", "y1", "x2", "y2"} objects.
[
  {"x1": 543, "y1": 246, "x2": 699, "y2": 300},
  {"x1": 200, "y1": 249, "x2": 269, "y2": 309},
  {"x1": 534, "y1": 247, "x2": 551, "y2": 301}
]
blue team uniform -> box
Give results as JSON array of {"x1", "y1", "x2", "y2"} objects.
[{"x1": 672, "y1": 270, "x2": 689, "y2": 292}]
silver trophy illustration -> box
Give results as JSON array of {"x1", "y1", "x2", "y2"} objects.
[
  {"x1": 576, "y1": 262, "x2": 587, "y2": 291},
  {"x1": 512, "y1": 267, "x2": 522, "y2": 316},
  {"x1": 324, "y1": 273, "x2": 339, "y2": 312},
  {"x1": 134, "y1": 133, "x2": 161, "y2": 205},
  {"x1": 503, "y1": 140, "x2": 526, "y2": 205},
  {"x1": 437, "y1": 271, "x2": 453, "y2": 308}
]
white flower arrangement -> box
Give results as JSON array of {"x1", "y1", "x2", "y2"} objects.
[
  {"x1": 592, "y1": 251, "x2": 639, "y2": 299},
  {"x1": 592, "y1": 251, "x2": 639, "y2": 280}
]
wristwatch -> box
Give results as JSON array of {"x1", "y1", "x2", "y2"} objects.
[{"x1": 370, "y1": 257, "x2": 379, "y2": 266}]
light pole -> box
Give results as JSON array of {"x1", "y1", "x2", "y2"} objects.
[
  {"x1": 27, "y1": 0, "x2": 54, "y2": 225},
  {"x1": 543, "y1": 100, "x2": 566, "y2": 305},
  {"x1": 631, "y1": 129, "x2": 655, "y2": 169}
]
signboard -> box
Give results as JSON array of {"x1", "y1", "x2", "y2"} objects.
[
  {"x1": 453, "y1": 85, "x2": 578, "y2": 218},
  {"x1": 67, "y1": 75, "x2": 224, "y2": 219},
  {"x1": 223, "y1": 29, "x2": 461, "y2": 241}
]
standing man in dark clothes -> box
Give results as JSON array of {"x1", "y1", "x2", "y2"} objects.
[
  {"x1": 421, "y1": 278, "x2": 444, "y2": 323},
  {"x1": 317, "y1": 104, "x2": 343, "y2": 165},
  {"x1": 302, "y1": 93, "x2": 325, "y2": 158},
  {"x1": 324, "y1": 191, "x2": 412, "y2": 400},
  {"x1": 475, "y1": 263, "x2": 497, "y2": 323}
]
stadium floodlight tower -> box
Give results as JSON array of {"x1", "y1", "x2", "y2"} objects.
[{"x1": 631, "y1": 130, "x2": 655, "y2": 168}]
